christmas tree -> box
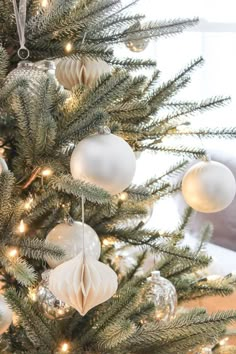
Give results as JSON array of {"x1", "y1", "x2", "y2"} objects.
[{"x1": 0, "y1": 0, "x2": 236, "y2": 353}]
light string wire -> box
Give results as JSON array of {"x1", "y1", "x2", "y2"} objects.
[{"x1": 12, "y1": 0, "x2": 29, "y2": 59}]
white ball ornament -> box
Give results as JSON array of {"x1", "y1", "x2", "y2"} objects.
[
  {"x1": 70, "y1": 132, "x2": 136, "y2": 195},
  {"x1": 45, "y1": 222, "x2": 101, "y2": 268},
  {"x1": 0, "y1": 158, "x2": 8, "y2": 174},
  {"x1": 49, "y1": 252, "x2": 118, "y2": 316},
  {"x1": 182, "y1": 161, "x2": 236, "y2": 213},
  {"x1": 55, "y1": 57, "x2": 111, "y2": 90},
  {"x1": 0, "y1": 295, "x2": 13, "y2": 335}
]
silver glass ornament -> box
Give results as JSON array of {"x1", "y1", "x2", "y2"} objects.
[
  {"x1": 125, "y1": 38, "x2": 149, "y2": 52},
  {"x1": 35, "y1": 271, "x2": 74, "y2": 320},
  {"x1": 146, "y1": 271, "x2": 177, "y2": 322},
  {"x1": 125, "y1": 22, "x2": 149, "y2": 52}
]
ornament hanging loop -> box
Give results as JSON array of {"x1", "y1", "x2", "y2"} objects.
[
  {"x1": 13, "y1": 0, "x2": 29, "y2": 60},
  {"x1": 17, "y1": 46, "x2": 30, "y2": 60}
]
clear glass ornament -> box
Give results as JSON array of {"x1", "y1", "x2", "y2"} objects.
[
  {"x1": 146, "y1": 271, "x2": 177, "y2": 322},
  {"x1": 35, "y1": 271, "x2": 74, "y2": 320}
]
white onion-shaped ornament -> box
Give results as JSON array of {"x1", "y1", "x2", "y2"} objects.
[
  {"x1": 182, "y1": 161, "x2": 236, "y2": 213},
  {"x1": 45, "y1": 222, "x2": 101, "y2": 268},
  {"x1": 0, "y1": 158, "x2": 8, "y2": 174},
  {"x1": 49, "y1": 252, "x2": 118, "y2": 316},
  {"x1": 70, "y1": 133, "x2": 136, "y2": 195},
  {"x1": 0, "y1": 295, "x2": 13, "y2": 335},
  {"x1": 55, "y1": 57, "x2": 111, "y2": 90}
]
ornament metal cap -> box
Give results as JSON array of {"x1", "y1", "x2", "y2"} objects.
[
  {"x1": 97, "y1": 126, "x2": 111, "y2": 135},
  {"x1": 150, "y1": 271, "x2": 161, "y2": 280}
]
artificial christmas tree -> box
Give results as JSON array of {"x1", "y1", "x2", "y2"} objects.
[{"x1": 0, "y1": 0, "x2": 236, "y2": 353}]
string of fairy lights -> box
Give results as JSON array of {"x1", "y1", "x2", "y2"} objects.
[{"x1": 0, "y1": 0, "x2": 235, "y2": 352}]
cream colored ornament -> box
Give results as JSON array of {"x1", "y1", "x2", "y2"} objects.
[
  {"x1": 48, "y1": 252, "x2": 118, "y2": 316},
  {"x1": 45, "y1": 222, "x2": 101, "y2": 268},
  {"x1": 0, "y1": 158, "x2": 8, "y2": 174},
  {"x1": 70, "y1": 132, "x2": 136, "y2": 195},
  {"x1": 55, "y1": 57, "x2": 111, "y2": 90},
  {"x1": 182, "y1": 161, "x2": 236, "y2": 213},
  {"x1": 0, "y1": 295, "x2": 13, "y2": 334}
]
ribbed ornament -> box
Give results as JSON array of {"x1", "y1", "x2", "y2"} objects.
[{"x1": 55, "y1": 57, "x2": 111, "y2": 90}]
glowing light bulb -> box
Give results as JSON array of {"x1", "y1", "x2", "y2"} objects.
[
  {"x1": 65, "y1": 42, "x2": 73, "y2": 53},
  {"x1": 24, "y1": 197, "x2": 34, "y2": 210},
  {"x1": 19, "y1": 220, "x2": 26, "y2": 234},
  {"x1": 41, "y1": 0, "x2": 48, "y2": 7},
  {"x1": 42, "y1": 168, "x2": 52, "y2": 177},
  {"x1": 61, "y1": 342, "x2": 69, "y2": 352},
  {"x1": 8, "y1": 248, "x2": 18, "y2": 258},
  {"x1": 28, "y1": 288, "x2": 37, "y2": 302},
  {"x1": 219, "y1": 337, "x2": 229, "y2": 346},
  {"x1": 102, "y1": 238, "x2": 115, "y2": 247},
  {"x1": 119, "y1": 192, "x2": 128, "y2": 201}
]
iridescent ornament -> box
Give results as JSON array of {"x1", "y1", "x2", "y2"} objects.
[
  {"x1": 35, "y1": 271, "x2": 73, "y2": 320},
  {"x1": 125, "y1": 22, "x2": 149, "y2": 52},
  {"x1": 146, "y1": 271, "x2": 177, "y2": 322}
]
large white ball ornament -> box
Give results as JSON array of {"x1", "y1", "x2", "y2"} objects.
[
  {"x1": 182, "y1": 161, "x2": 236, "y2": 213},
  {"x1": 55, "y1": 57, "x2": 111, "y2": 90},
  {"x1": 70, "y1": 133, "x2": 136, "y2": 195},
  {"x1": 45, "y1": 222, "x2": 101, "y2": 268},
  {"x1": 0, "y1": 295, "x2": 13, "y2": 335},
  {"x1": 0, "y1": 158, "x2": 8, "y2": 174}
]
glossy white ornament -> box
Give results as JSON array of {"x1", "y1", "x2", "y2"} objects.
[
  {"x1": 49, "y1": 252, "x2": 118, "y2": 316},
  {"x1": 182, "y1": 161, "x2": 236, "y2": 213},
  {"x1": 0, "y1": 295, "x2": 13, "y2": 335},
  {"x1": 55, "y1": 57, "x2": 111, "y2": 90},
  {"x1": 0, "y1": 158, "x2": 8, "y2": 174},
  {"x1": 70, "y1": 133, "x2": 136, "y2": 195},
  {"x1": 45, "y1": 222, "x2": 101, "y2": 268}
]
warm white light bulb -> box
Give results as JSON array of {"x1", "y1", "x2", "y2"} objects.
[
  {"x1": 61, "y1": 342, "x2": 69, "y2": 352},
  {"x1": 219, "y1": 337, "x2": 229, "y2": 346},
  {"x1": 24, "y1": 197, "x2": 34, "y2": 210},
  {"x1": 65, "y1": 42, "x2": 73, "y2": 53},
  {"x1": 119, "y1": 192, "x2": 128, "y2": 201},
  {"x1": 19, "y1": 220, "x2": 26, "y2": 234},
  {"x1": 8, "y1": 248, "x2": 18, "y2": 258},
  {"x1": 42, "y1": 168, "x2": 53, "y2": 177},
  {"x1": 41, "y1": 0, "x2": 48, "y2": 7}
]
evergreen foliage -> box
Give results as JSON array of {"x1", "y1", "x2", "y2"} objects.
[{"x1": 0, "y1": 0, "x2": 235, "y2": 353}]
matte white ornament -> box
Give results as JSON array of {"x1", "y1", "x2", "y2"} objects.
[
  {"x1": 0, "y1": 158, "x2": 8, "y2": 174},
  {"x1": 55, "y1": 57, "x2": 111, "y2": 90},
  {"x1": 45, "y1": 222, "x2": 101, "y2": 268},
  {"x1": 48, "y1": 252, "x2": 118, "y2": 316},
  {"x1": 70, "y1": 133, "x2": 136, "y2": 195},
  {"x1": 182, "y1": 161, "x2": 236, "y2": 213},
  {"x1": 0, "y1": 295, "x2": 13, "y2": 335}
]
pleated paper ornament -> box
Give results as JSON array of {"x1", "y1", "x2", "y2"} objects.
[
  {"x1": 48, "y1": 252, "x2": 118, "y2": 316},
  {"x1": 55, "y1": 57, "x2": 111, "y2": 90}
]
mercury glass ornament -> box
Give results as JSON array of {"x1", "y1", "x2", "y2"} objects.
[
  {"x1": 35, "y1": 271, "x2": 73, "y2": 320},
  {"x1": 146, "y1": 271, "x2": 177, "y2": 322},
  {"x1": 4, "y1": 61, "x2": 58, "y2": 96}
]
